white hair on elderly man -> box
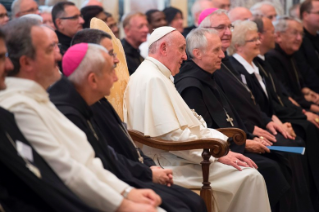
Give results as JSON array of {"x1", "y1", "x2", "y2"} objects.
[
  {"x1": 228, "y1": 20, "x2": 257, "y2": 55},
  {"x1": 198, "y1": 9, "x2": 228, "y2": 28},
  {"x1": 186, "y1": 28, "x2": 219, "y2": 59},
  {"x1": 273, "y1": 16, "x2": 302, "y2": 33},
  {"x1": 68, "y1": 44, "x2": 109, "y2": 84}
]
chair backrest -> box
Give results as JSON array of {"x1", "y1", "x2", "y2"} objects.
[{"x1": 90, "y1": 18, "x2": 129, "y2": 121}]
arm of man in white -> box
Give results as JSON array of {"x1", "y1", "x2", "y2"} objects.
[
  {"x1": 11, "y1": 104, "x2": 129, "y2": 212},
  {"x1": 159, "y1": 125, "x2": 228, "y2": 164}
]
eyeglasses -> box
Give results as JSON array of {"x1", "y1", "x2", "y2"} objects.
[
  {"x1": 286, "y1": 30, "x2": 304, "y2": 37},
  {"x1": 206, "y1": 24, "x2": 234, "y2": 32},
  {"x1": 0, "y1": 13, "x2": 8, "y2": 19},
  {"x1": 59, "y1": 14, "x2": 83, "y2": 20},
  {"x1": 309, "y1": 11, "x2": 319, "y2": 15},
  {"x1": 19, "y1": 7, "x2": 39, "y2": 15},
  {"x1": 108, "y1": 52, "x2": 117, "y2": 59},
  {"x1": 245, "y1": 37, "x2": 260, "y2": 43}
]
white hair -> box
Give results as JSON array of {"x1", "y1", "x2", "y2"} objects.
[
  {"x1": 68, "y1": 44, "x2": 109, "y2": 84},
  {"x1": 186, "y1": 28, "x2": 219, "y2": 59},
  {"x1": 198, "y1": 9, "x2": 228, "y2": 28},
  {"x1": 228, "y1": 20, "x2": 257, "y2": 55},
  {"x1": 11, "y1": 0, "x2": 22, "y2": 18},
  {"x1": 273, "y1": 16, "x2": 302, "y2": 33},
  {"x1": 250, "y1": 1, "x2": 275, "y2": 17},
  {"x1": 20, "y1": 14, "x2": 43, "y2": 23},
  {"x1": 39, "y1": 5, "x2": 53, "y2": 14}
]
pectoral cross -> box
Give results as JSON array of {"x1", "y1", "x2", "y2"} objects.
[{"x1": 226, "y1": 112, "x2": 234, "y2": 126}]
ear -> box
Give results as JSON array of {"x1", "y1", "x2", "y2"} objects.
[
  {"x1": 19, "y1": 55, "x2": 33, "y2": 73},
  {"x1": 192, "y1": 48, "x2": 202, "y2": 59},
  {"x1": 87, "y1": 72, "x2": 98, "y2": 89},
  {"x1": 274, "y1": 32, "x2": 281, "y2": 43},
  {"x1": 159, "y1": 42, "x2": 168, "y2": 56},
  {"x1": 124, "y1": 26, "x2": 130, "y2": 36},
  {"x1": 258, "y1": 32, "x2": 264, "y2": 42},
  {"x1": 301, "y1": 11, "x2": 308, "y2": 20}
]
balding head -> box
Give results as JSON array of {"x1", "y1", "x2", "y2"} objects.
[
  {"x1": 211, "y1": 0, "x2": 231, "y2": 11},
  {"x1": 251, "y1": 1, "x2": 277, "y2": 21},
  {"x1": 11, "y1": 0, "x2": 39, "y2": 18},
  {"x1": 228, "y1": 7, "x2": 252, "y2": 22},
  {"x1": 192, "y1": 0, "x2": 214, "y2": 26}
]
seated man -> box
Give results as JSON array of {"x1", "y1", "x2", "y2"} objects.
[
  {"x1": 124, "y1": 26, "x2": 271, "y2": 212},
  {"x1": 0, "y1": 28, "x2": 97, "y2": 212},
  {"x1": 48, "y1": 34, "x2": 206, "y2": 212},
  {"x1": 174, "y1": 28, "x2": 290, "y2": 211},
  {"x1": 0, "y1": 17, "x2": 161, "y2": 212}
]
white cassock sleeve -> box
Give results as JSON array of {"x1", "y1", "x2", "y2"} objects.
[
  {"x1": 10, "y1": 104, "x2": 128, "y2": 212},
  {"x1": 158, "y1": 124, "x2": 228, "y2": 165}
]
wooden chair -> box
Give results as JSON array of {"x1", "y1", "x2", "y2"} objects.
[
  {"x1": 90, "y1": 18, "x2": 246, "y2": 212},
  {"x1": 129, "y1": 128, "x2": 246, "y2": 212}
]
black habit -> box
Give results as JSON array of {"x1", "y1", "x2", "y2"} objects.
[
  {"x1": 266, "y1": 44, "x2": 312, "y2": 109},
  {"x1": 230, "y1": 55, "x2": 316, "y2": 212},
  {"x1": 91, "y1": 97, "x2": 156, "y2": 167},
  {"x1": 294, "y1": 28, "x2": 319, "y2": 92},
  {"x1": 48, "y1": 77, "x2": 207, "y2": 212},
  {"x1": 121, "y1": 38, "x2": 144, "y2": 75},
  {"x1": 175, "y1": 60, "x2": 290, "y2": 210},
  {"x1": 0, "y1": 107, "x2": 98, "y2": 212},
  {"x1": 55, "y1": 30, "x2": 72, "y2": 74}
]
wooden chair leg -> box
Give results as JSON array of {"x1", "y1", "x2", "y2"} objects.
[{"x1": 200, "y1": 148, "x2": 213, "y2": 212}]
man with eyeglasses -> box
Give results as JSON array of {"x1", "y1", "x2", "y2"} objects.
[
  {"x1": 294, "y1": 0, "x2": 319, "y2": 91},
  {"x1": 52, "y1": 2, "x2": 84, "y2": 74},
  {"x1": 11, "y1": 0, "x2": 39, "y2": 19},
  {"x1": 0, "y1": 4, "x2": 9, "y2": 27},
  {"x1": 266, "y1": 17, "x2": 319, "y2": 113}
]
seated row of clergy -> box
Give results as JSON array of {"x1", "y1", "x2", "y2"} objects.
[
  {"x1": 124, "y1": 9, "x2": 319, "y2": 212},
  {"x1": 0, "y1": 17, "x2": 267, "y2": 212},
  {"x1": 0, "y1": 18, "x2": 209, "y2": 212}
]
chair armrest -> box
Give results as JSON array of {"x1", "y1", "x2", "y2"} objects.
[
  {"x1": 216, "y1": 128, "x2": 246, "y2": 146},
  {"x1": 128, "y1": 129, "x2": 229, "y2": 158}
]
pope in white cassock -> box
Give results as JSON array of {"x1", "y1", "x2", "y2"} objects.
[{"x1": 124, "y1": 26, "x2": 271, "y2": 212}]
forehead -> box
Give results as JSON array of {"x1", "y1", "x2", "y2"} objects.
[
  {"x1": 151, "y1": 11, "x2": 165, "y2": 21},
  {"x1": 64, "y1": 5, "x2": 80, "y2": 15},
  {"x1": 206, "y1": 33, "x2": 221, "y2": 47},
  {"x1": 44, "y1": 27, "x2": 58, "y2": 41},
  {"x1": 246, "y1": 30, "x2": 258, "y2": 38},
  {"x1": 100, "y1": 37, "x2": 113, "y2": 50},
  {"x1": 0, "y1": 4, "x2": 6, "y2": 12},
  {"x1": 210, "y1": 13, "x2": 231, "y2": 25},
  {"x1": 31, "y1": 26, "x2": 50, "y2": 48},
  {"x1": 20, "y1": 0, "x2": 37, "y2": 8},
  {"x1": 287, "y1": 20, "x2": 302, "y2": 30},
  {"x1": 130, "y1": 15, "x2": 147, "y2": 26},
  {"x1": 172, "y1": 31, "x2": 186, "y2": 46},
  {"x1": 213, "y1": 0, "x2": 230, "y2": 6},
  {"x1": 260, "y1": 5, "x2": 276, "y2": 14},
  {"x1": 312, "y1": 1, "x2": 319, "y2": 9}
]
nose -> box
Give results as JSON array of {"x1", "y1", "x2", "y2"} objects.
[
  {"x1": 5, "y1": 57, "x2": 13, "y2": 72},
  {"x1": 219, "y1": 50, "x2": 225, "y2": 59},
  {"x1": 113, "y1": 56, "x2": 119, "y2": 65},
  {"x1": 79, "y1": 16, "x2": 85, "y2": 24},
  {"x1": 182, "y1": 51, "x2": 187, "y2": 60},
  {"x1": 224, "y1": 27, "x2": 232, "y2": 35}
]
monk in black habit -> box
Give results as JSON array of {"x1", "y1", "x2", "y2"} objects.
[
  {"x1": 266, "y1": 17, "x2": 319, "y2": 113},
  {"x1": 226, "y1": 19, "x2": 316, "y2": 211},
  {"x1": 49, "y1": 42, "x2": 207, "y2": 212},
  {"x1": 175, "y1": 28, "x2": 290, "y2": 212}
]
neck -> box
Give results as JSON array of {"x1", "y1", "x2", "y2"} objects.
[
  {"x1": 15, "y1": 71, "x2": 51, "y2": 90},
  {"x1": 192, "y1": 58, "x2": 215, "y2": 74},
  {"x1": 125, "y1": 37, "x2": 141, "y2": 49},
  {"x1": 259, "y1": 45, "x2": 270, "y2": 56},
  {"x1": 304, "y1": 23, "x2": 318, "y2": 36},
  {"x1": 237, "y1": 53, "x2": 254, "y2": 65},
  {"x1": 73, "y1": 83, "x2": 100, "y2": 106}
]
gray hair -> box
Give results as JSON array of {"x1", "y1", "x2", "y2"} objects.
[
  {"x1": 198, "y1": 9, "x2": 228, "y2": 28},
  {"x1": 3, "y1": 18, "x2": 39, "y2": 76},
  {"x1": 39, "y1": 5, "x2": 53, "y2": 14},
  {"x1": 228, "y1": 20, "x2": 257, "y2": 55},
  {"x1": 45, "y1": 0, "x2": 66, "y2": 7},
  {"x1": 68, "y1": 44, "x2": 109, "y2": 84},
  {"x1": 186, "y1": 28, "x2": 218, "y2": 59},
  {"x1": 273, "y1": 16, "x2": 302, "y2": 33},
  {"x1": 148, "y1": 31, "x2": 175, "y2": 54},
  {"x1": 11, "y1": 0, "x2": 22, "y2": 18},
  {"x1": 250, "y1": 1, "x2": 275, "y2": 17}
]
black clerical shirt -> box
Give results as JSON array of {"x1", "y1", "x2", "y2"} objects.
[{"x1": 121, "y1": 38, "x2": 144, "y2": 75}]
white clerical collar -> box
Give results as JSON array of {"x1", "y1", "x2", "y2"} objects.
[
  {"x1": 258, "y1": 54, "x2": 265, "y2": 61},
  {"x1": 233, "y1": 53, "x2": 259, "y2": 75},
  {"x1": 145, "y1": 56, "x2": 172, "y2": 79}
]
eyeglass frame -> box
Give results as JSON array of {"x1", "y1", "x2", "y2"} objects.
[
  {"x1": 245, "y1": 37, "x2": 261, "y2": 43},
  {"x1": 59, "y1": 14, "x2": 83, "y2": 20},
  {"x1": 205, "y1": 24, "x2": 234, "y2": 32},
  {"x1": 18, "y1": 7, "x2": 39, "y2": 15}
]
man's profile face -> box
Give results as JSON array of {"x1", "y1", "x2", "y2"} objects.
[
  {"x1": 105, "y1": 16, "x2": 119, "y2": 38},
  {"x1": 260, "y1": 5, "x2": 277, "y2": 21},
  {"x1": 0, "y1": 38, "x2": 13, "y2": 90},
  {"x1": 96, "y1": 50, "x2": 117, "y2": 96},
  {"x1": 166, "y1": 31, "x2": 187, "y2": 76},
  {"x1": 149, "y1": 11, "x2": 167, "y2": 32},
  {"x1": 30, "y1": 26, "x2": 60, "y2": 88},
  {"x1": 260, "y1": 18, "x2": 275, "y2": 50},
  {"x1": 100, "y1": 37, "x2": 120, "y2": 66},
  {"x1": 125, "y1": 15, "x2": 149, "y2": 45},
  {"x1": 58, "y1": 5, "x2": 84, "y2": 37},
  {"x1": 277, "y1": 20, "x2": 303, "y2": 54},
  {"x1": 0, "y1": 4, "x2": 9, "y2": 26},
  {"x1": 209, "y1": 14, "x2": 232, "y2": 51},
  {"x1": 16, "y1": 0, "x2": 39, "y2": 18},
  {"x1": 304, "y1": 1, "x2": 319, "y2": 30},
  {"x1": 201, "y1": 34, "x2": 225, "y2": 72},
  {"x1": 211, "y1": 0, "x2": 231, "y2": 11}
]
